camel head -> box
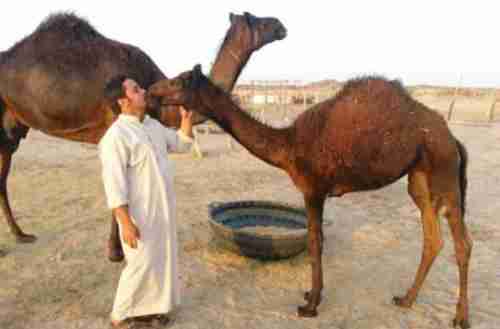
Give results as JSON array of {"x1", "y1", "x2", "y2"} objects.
[
  {"x1": 146, "y1": 91, "x2": 207, "y2": 128},
  {"x1": 148, "y1": 65, "x2": 213, "y2": 118},
  {"x1": 228, "y1": 12, "x2": 287, "y2": 51},
  {"x1": 146, "y1": 12, "x2": 287, "y2": 128}
]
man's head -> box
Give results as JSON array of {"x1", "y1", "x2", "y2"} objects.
[{"x1": 104, "y1": 76, "x2": 147, "y2": 118}]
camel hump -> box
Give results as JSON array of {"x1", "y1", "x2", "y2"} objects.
[
  {"x1": 3, "y1": 13, "x2": 103, "y2": 58},
  {"x1": 33, "y1": 12, "x2": 102, "y2": 42},
  {"x1": 339, "y1": 76, "x2": 409, "y2": 98}
]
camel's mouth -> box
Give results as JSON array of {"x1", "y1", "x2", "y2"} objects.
[
  {"x1": 145, "y1": 93, "x2": 179, "y2": 109},
  {"x1": 276, "y1": 27, "x2": 287, "y2": 40},
  {"x1": 160, "y1": 101, "x2": 183, "y2": 107}
]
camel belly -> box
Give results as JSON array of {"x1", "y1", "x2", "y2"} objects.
[
  {"x1": 43, "y1": 124, "x2": 110, "y2": 144},
  {"x1": 321, "y1": 138, "x2": 420, "y2": 196},
  {"x1": 4, "y1": 98, "x2": 114, "y2": 144}
]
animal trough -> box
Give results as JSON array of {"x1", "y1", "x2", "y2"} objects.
[{"x1": 208, "y1": 200, "x2": 309, "y2": 260}]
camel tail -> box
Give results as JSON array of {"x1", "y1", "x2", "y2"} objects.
[{"x1": 455, "y1": 138, "x2": 468, "y2": 216}]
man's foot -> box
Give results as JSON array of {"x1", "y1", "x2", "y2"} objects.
[
  {"x1": 151, "y1": 315, "x2": 170, "y2": 326},
  {"x1": 134, "y1": 314, "x2": 170, "y2": 326},
  {"x1": 110, "y1": 319, "x2": 139, "y2": 329},
  {"x1": 111, "y1": 314, "x2": 170, "y2": 328}
]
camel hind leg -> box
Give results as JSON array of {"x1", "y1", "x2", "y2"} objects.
[
  {"x1": 393, "y1": 167, "x2": 443, "y2": 307},
  {"x1": 440, "y1": 141, "x2": 472, "y2": 328},
  {"x1": 441, "y1": 195, "x2": 472, "y2": 329},
  {"x1": 429, "y1": 139, "x2": 471, "y2": 329},
  {"x1": 395, "y1": 139, "x2": 471, "y2": 329}
]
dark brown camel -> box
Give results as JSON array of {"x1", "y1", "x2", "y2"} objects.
[
  {"x1": 0, "y1": 12, "x2": 287, "y2": 259},
  {"x1": 148, "y1": 65, "x2": 473, "y2": 329}
]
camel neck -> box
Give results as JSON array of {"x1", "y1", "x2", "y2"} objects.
[
  {"x1": 209, "y1": 38, "x2": 251, "y2": 93},
  {"x1": 202, "y1": 91, "x2": 291, "y2": 169}
]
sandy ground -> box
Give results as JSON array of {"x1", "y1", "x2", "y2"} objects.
[{"x1": 0, "y1": 97, "x2": 499, "y2": 329}]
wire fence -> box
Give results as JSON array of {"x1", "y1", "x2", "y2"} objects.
[
  {"x1": 191, "y1": 79, "x2": 499, "y2": 157},
  {"x1": 232, "y1": 80, "x2": 499, "y2": 124}
]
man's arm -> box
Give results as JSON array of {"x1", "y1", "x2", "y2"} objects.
[
  {"x1": 99, "y1": 131, "x2": 140, "y2": 249},
  {"x1": 165, "y1": 106, "x2": 194, "y2": 153},
  {"x1": 179, "y1": 106, "x2": 194, "y2": 138}
]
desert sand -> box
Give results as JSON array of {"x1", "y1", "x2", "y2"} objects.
[{"x1": 0, "y1": 95, "x2": 499, "y2": 329}]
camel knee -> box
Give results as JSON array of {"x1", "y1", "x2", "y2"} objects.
[
  {"x1": 435, "y1": 238, "x2": 444, "y2": 254},
  {"x1": 423, "y1": 236, "x2": 444, "y2": 257}
]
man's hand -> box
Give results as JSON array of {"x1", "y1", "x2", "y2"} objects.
[
  {"x1": 180, "y1": 106, "x2": 194, "y2": 138},
  {"x1": 113, "y1": 205, "x2": 141, "y2": 249},
  {"x1": 121, "y1": 221, "x2": 141, "y2": 249}
]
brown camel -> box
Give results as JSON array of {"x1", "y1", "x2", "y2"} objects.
[
  {"x1": 0, "y1": 12, "x2": 287, "y2": 259},
  {"x1": 148, "y1": 65, "x2": 473, "y2": 329}
]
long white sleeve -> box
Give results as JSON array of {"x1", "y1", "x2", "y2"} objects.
[{"x1": 98, "y1": 131, "x2": 130, "y2": 209}]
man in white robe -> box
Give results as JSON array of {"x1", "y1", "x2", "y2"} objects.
[{"x1": 99, "y1": 76, "x2": 193, "y2": 328}]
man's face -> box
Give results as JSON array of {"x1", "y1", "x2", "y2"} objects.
[{"x1": 122, "y1": 79, "x2": 147, "y2": 111}]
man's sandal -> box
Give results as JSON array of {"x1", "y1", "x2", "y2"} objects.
[
  {"x1": 134, "y1": 314, "x2": 170, "y2": 326},
  {"x1": 151, "y1": 315, "x2": 170, "y2": 326},
  {"x1": 110, "y1": 319, "x2": 141, "y2": 329}
]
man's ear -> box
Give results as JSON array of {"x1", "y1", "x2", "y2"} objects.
[{"x1": 117, "y1": 98, "x2": 127, "y2": 109}]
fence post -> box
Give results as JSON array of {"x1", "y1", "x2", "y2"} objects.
[
  {"x1": 264, "y1": 80, "x2": 268, "y2": 105},
  {"x1": 282, "y1": 81, "x2": 289, "y2": 124},
  {"x1": 447, "y1": 99, "x2": 456, "y2": 121},
  {"x1": 487, "y1": 91, "x2": 497, "y2": 122},
  {"x1": 447, "y1": 85, "x2": 459, "y2": 121},
  {"x1": 303, "y1": 83, "x2": 307, "y2": 112}
]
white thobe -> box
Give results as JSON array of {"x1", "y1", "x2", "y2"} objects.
[{"x1": 98, "y1": 114, "x2": 192, "y2": 321}]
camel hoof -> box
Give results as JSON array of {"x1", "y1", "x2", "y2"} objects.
[
  {"x1": 451, "y1": 318, "x2": 470, "y2": 329},
  {"x1": 297, "y1": 305, "x2": 318, "y2": 318},
  {"x1": 108, "y1": 247, "x2": 124, "y2": 263},
  {"x1": 392, "y1": 296, "x2": 413, "y2": 308},
  {"x1": 16, "y1": 233, "x2": 37, "y2": 243}
]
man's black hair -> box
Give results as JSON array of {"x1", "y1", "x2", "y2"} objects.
[{"x1": 104, "y1": 75, "x2": 128, "y2": 115}]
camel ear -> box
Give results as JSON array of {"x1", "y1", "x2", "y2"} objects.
[
  {"x1": 229, "y1": 13, "x2": 236, "y2": 24},
  {"x1": 190, "y1": 64, "x2": 203, "y2": 89},
  {"x1": 244, "y1": 12, "x2": 257, "y2": 27}
]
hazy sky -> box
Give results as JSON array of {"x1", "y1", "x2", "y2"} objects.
[{"x1": 1, "y1": 1, "x2": 499, "y2": 87}]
